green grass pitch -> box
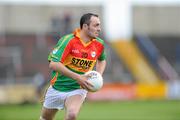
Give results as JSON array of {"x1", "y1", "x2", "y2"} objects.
[{"x1": 0, "y1": 100, "x2": 180, "y2": 120}]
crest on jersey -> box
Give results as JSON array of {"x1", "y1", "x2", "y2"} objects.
[
  {"x1": 52, "y1": 48, "x2": 58, "y2": 54},
  {"x1": 91, "y1": 51, "x2": 96, "y2": 58}
]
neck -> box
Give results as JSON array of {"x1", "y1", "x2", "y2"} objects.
[{"x1": 80, "y1": 30, "x2": 91, "y2": 43}]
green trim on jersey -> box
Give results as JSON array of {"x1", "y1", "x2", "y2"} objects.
[
  {"x1": 52, "y1": 66, "x2": 83, "y2": 92},
  {"x1": 96, "y1": 37, "x2": 106, "y2": 61},
  {"x1": 96, "y1": 37, "x2": 104, "y2": 44},
  {"x1": 48, "y1": 34, "x2": 74, "y2": 62},
  {"x1": 52, "y1": 75, "x2": 81, "y2": 91}
]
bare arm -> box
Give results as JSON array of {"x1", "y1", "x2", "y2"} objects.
[
  {"x1": 49, "y1": 61, "x2": 80, "y2": 80},
  {"x1": 96, "y1": 60, "x2": 106, "y2": 75},
  {"x1": 49, "y1": 61, "x2": 92, "y2": 89}
]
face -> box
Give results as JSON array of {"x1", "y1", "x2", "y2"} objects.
[{"x1": 85, "y1": 16, "x2": 101, "y2": 38}]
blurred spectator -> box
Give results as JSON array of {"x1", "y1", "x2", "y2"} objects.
[
  {"x1": 175, "y1": 43, "x2": 180, "y2": 63},
  {"x1": 33, "y1": 72, "x2": 46, "y2": 100},
  {"x1": 51, "y1": 12, "x2": 73, "y2": 42},
  {"x1": 62, "y1": 12, "x2": 73, "y2": 35},
  {"x1": 175, "y1": 43, "x2": 180, "y2": 74},
  {"x1": 51, "y1": 13, "x2": 62, "y2": 42}
]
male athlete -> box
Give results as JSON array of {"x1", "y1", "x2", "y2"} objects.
[{"x1": 40, "y1": 13, "x2": 106, "y2": 120}]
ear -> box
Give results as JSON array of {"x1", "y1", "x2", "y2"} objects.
[{"x1": 82, "y1": 24, "x2": 88, "y2": 29}]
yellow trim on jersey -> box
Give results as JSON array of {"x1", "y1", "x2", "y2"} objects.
[{"x1": 74, "y1": 28, "x2": 95, "y2": 47}]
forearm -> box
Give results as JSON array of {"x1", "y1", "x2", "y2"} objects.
[
  {"x1": 96, "y1": 60, "x2": 106, "y2": 75},
  {"x1": 49, "y1": 61, "x2": 81, "y2": 80}
]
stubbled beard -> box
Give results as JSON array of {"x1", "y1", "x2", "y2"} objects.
[
  {"x1": 88, "y1": 32, "x2": 96, "y2": 39},
  {"x1": 87, "y1": 27, "x2": 98, "y2": 39}
]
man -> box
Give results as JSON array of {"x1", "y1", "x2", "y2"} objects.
[{"x1": 40, "y1": 13, "x2": 106, "y2": 120}]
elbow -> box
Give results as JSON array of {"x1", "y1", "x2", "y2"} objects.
[
  {"x1": 49, "y1": 61, "x2": 62, "y2": 71},
  {"x1": 104, "y1": 60, "x2": 107, "y2": 65},
  {"x1": 49, "y1": 61, "x2": 55, "y2": 70}
]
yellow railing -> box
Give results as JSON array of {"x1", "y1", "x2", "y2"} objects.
[{"x1": 111, "y1": 40, "x2": 162, "y2": 84}]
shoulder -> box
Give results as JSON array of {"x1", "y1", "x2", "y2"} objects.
[
  {"x1": 95, "y1": 37, "x2": 105, "y2": 45},
  {"x1": 57, "y1": 34, "x2": 75, "y2": 45},
  {"x1": 60, "y1": 33, "x2": 75, "y2": 41}
]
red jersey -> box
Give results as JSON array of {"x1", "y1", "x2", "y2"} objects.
[{"x1": 48, "y1": 28, "x2": 106, "y2": 91}]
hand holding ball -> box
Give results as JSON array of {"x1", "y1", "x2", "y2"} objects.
[{"x1": 85, "y1": 71, "x2": 103, "y2": 92}]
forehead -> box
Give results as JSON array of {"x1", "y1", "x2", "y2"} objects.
[{"x1": 90, "y1": 16, "x2": 100, "y2": 24}]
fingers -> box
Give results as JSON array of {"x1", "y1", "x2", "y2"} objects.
[
  {"x1": 81, "y1": 82, "x2": 90, "y2": 90},
  {"x1": 86, "y1": 81, "x2": 93, "y2": 87},
  {"x1": 83, "y1": 73, "x2": 92, "y2": 78},
  {"x1": 78, "y1": 74, "x2": 94, "y2": 91},
  {"x1": 84, "y1": 81, "x2": 94, "y2": 91},
  {"x1": 80, "y1": 81, "x2": 93, "y2": 91}
]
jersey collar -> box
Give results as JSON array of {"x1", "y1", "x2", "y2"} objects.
[{"x1": 73, "y1": 28, "x2": 96, "y2": 47}]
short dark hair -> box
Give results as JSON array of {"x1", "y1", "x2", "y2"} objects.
[{"x1": 80, "y1": 13, "x2": 99, "y2": 29}]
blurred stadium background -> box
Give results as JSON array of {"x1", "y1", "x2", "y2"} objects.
[{"x1": 0, "y1": 0, "x2": 180, "y2": 120}]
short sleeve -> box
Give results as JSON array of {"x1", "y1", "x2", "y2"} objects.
[
  {"x1": 98, "y1": 48, "x2": 106, "y2": 61},
  {"x1": 48, "y1": 34, "x2": 74, "y2": 62}
]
